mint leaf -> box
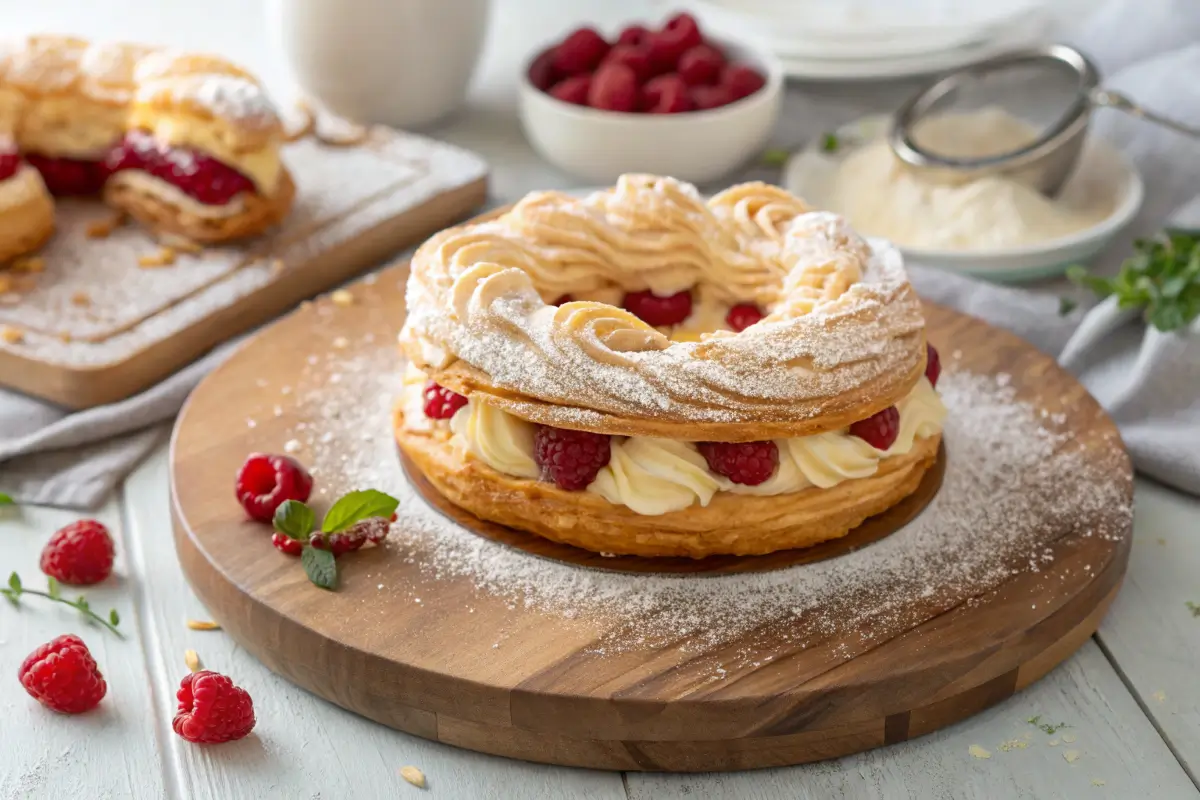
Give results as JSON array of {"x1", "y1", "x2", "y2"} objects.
[
  {"x1": 0, "y1": 493, "x2": 13, "y2": 505},
  {"x1": 8, "y1": 572, "x2": 21, "y2": 593},
  {"x1": 321, "y1": 490, "x2": 399, "y2": 533},
  {"x1": 1, "y1": 589, "x2": 15, "y2": 607},
  {"x1": 821, "y1": 132, "x2": 840, "y2": 153},
  {"x1": 760, "y1": 147, "x2": 790, "y2": 167},
  {"x1": 46, "y1": 576, "x2": 60, "y2": 599},
  {"x1": 274, "y1": 499, "x2": 315, "y2": 540},
  {"x1": 109, "y1": 609, "x2": 120, "y2": 626},
  {"x1": 302, "y1": 546, "x2": 337, "y2": 590},
  {"x1": 1071, "y1": 230, "x2": 1200, "y2": 332}
]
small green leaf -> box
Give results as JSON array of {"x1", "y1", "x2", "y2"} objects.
[
  {"x1": 1, "y1": 589, "x2": 16, "y2": 607},
  {"x1": 109, "y1": 609, "x2": 120, "y2": 627},
  {"x1": 46, "y1": 576, "x2": 60, "y2": 599},
  {"x1": 8, "y1": 572, "x2": 21, "y2": 593},
  {"x1": 321, "y1": 490, "x2": 400, "y2": 533},
  {"x1": 1186, "y1": 601, "x2": 1200, "y2": 617},
  {"x1": 273, "y1": 499, "x2": 315, "y2": 540},
  {"x1": 820, "y1": 132, "x2": 840, "y2": 153},
  {"x1": 0, "y1": 493, "x2": 13, "y2": 505},
  {"x1": 760, "y1": 147, "x2": 790, "y2": 167},
  {"x1": 75, "y1": 596, "x2": 89, "y2": 612},
  {"x1": 302, "y1": 546, "x2": 338, "y2": 590},
  {"x1": 1058, "y1": 297, "x2": 1077, "y2": 316}
]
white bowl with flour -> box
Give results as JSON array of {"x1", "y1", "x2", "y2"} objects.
[{"x1": 783, "y1": 112, "x2": 1144, "y2": 282}]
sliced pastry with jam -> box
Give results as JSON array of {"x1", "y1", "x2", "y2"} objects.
[
  {"x1": 0, "y1": 35, "x2": 293, "y2": 262},
  {"x1": 396, "y1": 175, "x2": 946, "y2": 558}
]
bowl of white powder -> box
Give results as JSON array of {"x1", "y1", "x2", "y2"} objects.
[{"x1": 783, "y1": 109, "x2": 1143, "y2": 282}]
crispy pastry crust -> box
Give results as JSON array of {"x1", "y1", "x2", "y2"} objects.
[
  {"x1": 394, "y1": 404, "x2": 941, "y2": 559},
  {"x1": 0, "y1": 171, "x2": 54, "y2": 263}
]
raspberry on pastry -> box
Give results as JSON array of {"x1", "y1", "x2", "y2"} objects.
[
  {"x1": 534, "y1": 426, "x2": 612, "y2": 490},
  {"x1": 850, "y1": 407, "x2": 901, "y2": 451},
  {"x1": 726, "y1": 303, "x2": 764, "y2": 332},
  {"x1": 698, "y1": 441, "x2": 779, "y2": 486},
  {"x1": 623, "y1": 288, "x2": 693, "y2": 326}
]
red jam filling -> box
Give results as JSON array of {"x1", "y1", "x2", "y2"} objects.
[
  {"x1": 25, "y1": 153, "x2": 111, "y2": 196},
  {"x1": 107, "y1": 131, "x2": 256, "y2": 206},
  {"x1": 0, "y1": 151, "x2": 21, "y2": 183}
]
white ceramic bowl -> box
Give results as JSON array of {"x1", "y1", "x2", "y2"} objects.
[
  {"x1": 518, "y1": 37, "x2": 783, "y2": 185},
  {"x1": 783, "y1": 115, "x2": 1144, "y2": 283}
]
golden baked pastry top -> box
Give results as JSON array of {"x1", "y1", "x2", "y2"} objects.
[{"x1": 401, "y1": 174, "x2": 927, "y2": 442}]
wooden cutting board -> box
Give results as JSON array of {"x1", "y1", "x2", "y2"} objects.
[
  {"x1": 0, "y1": 129, "x2": 486, "y2": 409},
  {"x1": 169, "y1": 263, "x2": 1133, "y2": 771}
]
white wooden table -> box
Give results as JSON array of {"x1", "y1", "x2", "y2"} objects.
[{"x1": 3, "y1": 1, "x2": 1200, "y2": 797}]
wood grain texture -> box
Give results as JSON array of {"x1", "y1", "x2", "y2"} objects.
[
  {"x1": 0, "y1": 129, "x2": 487, "y2": 410},
  {"x1": 0, "y1": 500, "x2": 167, "y2": 800},
  {"x1": 118, "y1": 445, "x2": 626, "y2": 800},
  {"x1": 168, "y1": 262, "x2": 1134, "y2": 771}
]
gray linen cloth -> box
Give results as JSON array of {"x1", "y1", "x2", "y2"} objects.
[{"x1": 1, "y1": 0, "x2": 1198, "y2": 506}]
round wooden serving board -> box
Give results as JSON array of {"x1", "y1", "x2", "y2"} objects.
[{"x1": 170, "y1": 262, "x2": 1133, "y2": 772}]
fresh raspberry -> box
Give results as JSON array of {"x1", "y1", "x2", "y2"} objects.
[
  {"x1": 25, "y1": 153, "x2": 110, "y2": 195},
  {"x1": 527, "y1": 49, "x2": 561, "y2": 91},
  {"x1": 0, "y1": 151, "x2": 21, "y2": 182},
  {"x1": 235, "y1": 453, "x2": 314, "y2": 523},
  {"x1": 697, "y1": 440, "x2": 779, "y2": 486},
  {"x1": 271, "y1": 532, "x2": 303, "y2": 556},
  {"x1": 587, "y1": 63, "x2": 639, "y2": 112},
  {"x1": 925, "y1": 343, "x2": 941, "y2": 388},
  {"x1": 308, "y1": 532, "x2": 328, "y2": 550},
  {"x1": 643, "y1": 75, "x2": 692, "y2": 113},
  {"x1": 552, "y1": 293, "x2": 574, "y2": 305},
  {"x1": 108, "y1": 131, "x2": 255, "y2": 205},
  {"x1": 18, "y1": 634, "x2": 107, "y2": 714},
  {"x1": 616, "y1": 24, "x2": 652, "y2": 49},
  {"x1": 602, "y1": 44, "x2": 653, "y2": 83},
  {"x1": 39, "y1": 520, "x2": 115, "y2": 586},
  {"x1": 722, "y1": 64, "x2": 766, "y2": 101},
  {"x1": 172, "y1": 670, "x2": 256, "y2": 744},
  {"x1": 726, "y1": 303, "x2": 765, "y2": 332},
  {"x1": 548, "y1": 74, "x2": 591, "y2": 106},
  {"x1": 326, "y1": 517, "x2": 391, "y2": 556},
  {"x1": 623, "y1": 288, "x2": 693, "y2": 326},
  {"x1": 553, "y1": 27, "x2": 610, "y2": 75},
  {"x1": 534, "y1": 426, "x2": 612, "y2": 490},
  {"x1": 648, "y1": 12, "x2": 704, "y2": 72},
  {"x1": 690, "y1": 83, "x2": 735, "y2": 111},
  {"x1": 678, "y1": 44, "x2": 725, "y2": 86},
  {"x1": 423, "y1": 381, "x2": 468, "y2": 419},
  {"x1": 850, "y1": 406, "x2": 901, "y2": 451}
]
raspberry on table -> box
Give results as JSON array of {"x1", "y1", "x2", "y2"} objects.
[
  {"x1": 271, "y1": 532, "x2": 303, "y2": 556},
  {"x1": 623, "y1": 288, "x2": 693, "y2": 326},
  {"x1": 588, "y1": 63, "x2": 639, "y2": 112},
  {"x1": 18, "y1": 634, "x2": 107, "y2": 714},
  {"x1": 552, "y1": 293, "x2": 574, "y2": 305},
  {"x1": 726, "y1": 303, "x2": 765, "y2": 332},
  {"x1": 678, "y1": 44, "x2": 725, "y2": 86},
  {"x1": 553, "y1": 27, "x2": 610, "y2": 75},
  {"x1": 534, "y1": 426, "x2": 612, "y2": 490},
  {"x1": 235, "y1": 453, "x2": 314, "y2": 523},
  {"x1": 39, "y1": 519, "x2": 115, "y2": 585},
  {"x1": 423, "y1": 381, "x2": 468, "y2": 419},
  {"x1": 549, "y1": 74, "x2": 591, "y2": 106},
  {"x1": 173, "y1": 670, "x2": 256, "y2": 744},
  {"x1": 697, "y1": 440, "x2": 779, "y2": 486},
  {"x1": 925, "y1": 343, "x2": 941, "y2": 388},
  {"x1": 850, "y1": 406, "x2": 901, "y2": 451},
  {"x1": 721, "y1": 64, "x2": 766, "y2": 101}
]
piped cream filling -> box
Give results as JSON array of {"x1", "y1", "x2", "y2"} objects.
[{"x1": 403, "y1": 370, "x2": 947, "y2": 516}]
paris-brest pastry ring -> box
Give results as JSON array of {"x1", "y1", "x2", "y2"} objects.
[
  {"x1": 396, "y1": 175, "x2": 946, "y2": 558},
  {"x1": 0, "y1": 35, "x2": 293, "y2": 264}
]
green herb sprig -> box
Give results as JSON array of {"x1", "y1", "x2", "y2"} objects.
[
  {"x1": 1068, "y1": 229, "x2": 1200, "y2": 332},
  {"x1": 1, "y1": 572, "x2": 122, "y2": 637},
  {"x1": 273, "y1": 490, "x2": 399, "y2": 590}
]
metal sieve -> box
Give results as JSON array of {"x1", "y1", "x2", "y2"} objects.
[{"x1": 889, "y1": 43, "x2": 1200, "y2": 195}]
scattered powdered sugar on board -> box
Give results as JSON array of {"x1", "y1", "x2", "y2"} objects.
[{"x1": 282, "y1": 340, "x2": 1131, "y2": 658}]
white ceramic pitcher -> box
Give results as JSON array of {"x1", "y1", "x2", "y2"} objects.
[{"x1": 267, "y1": 0, "x2": 490, "y2": 129}]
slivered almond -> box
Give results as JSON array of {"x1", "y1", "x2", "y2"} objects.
[
  {"x1": 71, "y1": 291, "x2": 91, "y2": 307},
  {"x1": 138, "y1": 248, "x2": 177, "y2": 268},
  {"x1": 184, "y1": 649, "x2": 201, "y2": 672},
  {"x1": 1, "y1": 325, "x2": 24, "y2": 344},
  {"x1": 186, "y1": 619, "x2": 221, "y2": 631},
  {"x1": 399, "y1": 766, "x2": 426, "y2": 788},
  {"x1": 86, "y1": 213, "x2": 126, "y2": 239},
  {"x1": 331, "y1": 289, "x2": 354, "y2": 307}
]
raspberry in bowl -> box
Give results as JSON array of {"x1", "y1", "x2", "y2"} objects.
[{"x1": 519, "y1": 12, "x2": 782, "y2": 184}]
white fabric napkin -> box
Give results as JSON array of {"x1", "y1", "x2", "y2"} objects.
[{"x1": 2, "y1": 0, "x2": 1198, "y2": 506}]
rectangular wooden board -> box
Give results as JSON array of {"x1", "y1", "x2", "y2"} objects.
[{"x1": 0, "y1": 127, "x2": 488, "y2": 409}]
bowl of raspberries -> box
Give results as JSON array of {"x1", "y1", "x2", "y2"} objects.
[{"x1": 519, "y1": 12, "x2": 783, "y2": 184}]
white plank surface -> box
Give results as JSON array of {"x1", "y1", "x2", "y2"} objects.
[
  {"x1": 0, "y1": 500, "x2": 167, "y2": 800},
  {"x1": 119, "y1": 444, "x2": 627, "y2": 800},
  {"x1": 1097, "y1": 480, "x2": 1200, "y2": 784},
  {"x1": 626, "y1": 639, "x2": 1198, "y2": 800}
]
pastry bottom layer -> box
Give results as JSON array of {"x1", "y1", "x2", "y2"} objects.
[
  {"x1": 102, "y1": 167, "x2": 295, "y2": 243},
  {"x1": 394, "y1": 407, "x2": 942, "y2": 558},
  {"x1": 0, "y1": 169, "x2": 55, "y2": 263}
]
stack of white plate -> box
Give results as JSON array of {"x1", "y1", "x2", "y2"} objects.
[{"x1": 693, "y1": 0, "x2": 1056, "y2": 80}]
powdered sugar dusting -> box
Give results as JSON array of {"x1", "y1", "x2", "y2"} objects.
[{"x1": 281, "y1": 339, "x2": 1132, "y2": 661}]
